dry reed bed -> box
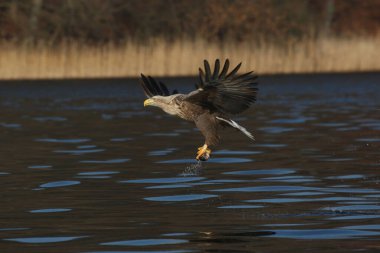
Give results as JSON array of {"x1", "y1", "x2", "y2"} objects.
[{"x1": 0, "y1": 36, "x2": 379, "y2": 79}]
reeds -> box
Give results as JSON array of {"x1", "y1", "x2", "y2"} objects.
[{"x1": 0, "y1": 36, "x2": 379, "y2": 80}]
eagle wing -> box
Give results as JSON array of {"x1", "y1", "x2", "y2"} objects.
[
  {"x1": 185, "y1": 59, "x2": 258, "y2": 115},
  {"x1": 139, "y1": 74, "x2": 178, "y2": 97}
]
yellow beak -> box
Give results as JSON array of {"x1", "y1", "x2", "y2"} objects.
[{"x1": 144, "y1": 98, "x2": 154, "y2": 107}]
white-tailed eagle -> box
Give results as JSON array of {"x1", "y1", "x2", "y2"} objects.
[{"x1": 140, "y1": 59, "x2": 258, "y2": 161}]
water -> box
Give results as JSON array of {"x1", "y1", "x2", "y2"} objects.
[{"x1": 0, "y1": 73, "x2": 380, "y2": 253}]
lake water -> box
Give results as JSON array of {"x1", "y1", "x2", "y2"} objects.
[{"x1": 0, "y1": 73, "x2": 380, "y2": 253}]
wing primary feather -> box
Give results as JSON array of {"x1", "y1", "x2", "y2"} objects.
[
  {"x1": 139, "y1": 78, "x2": 153, "y2": 97},
  {"x1": 233, "y1": 72, "x2": 257, "y2": 83},
  {"x1": 145, "y1": 75, "x2": 158, "y2": 95},
  {"x1": 226, "y1": 62, "x2": 242, "y2": 79},
  {"x1": 148, "y1": 76, "x2": 162, "y2": 95},
  {"x1": 198, "y1": 68, "x2": 205, "y2": 88},
  {"x1": 219, "y1": 59, "x2": 230, "y2": 79},
  {"x1": 234, "y1": 71, "x2": 253, "y2": 80},
  {"x1": 212, "y1": 59, "x2": 220, "y2": 80},
  {"x1": 204, "y1": 60, "x2": 212, "y2": 82},
  {"x1": 140, "y1": 74, "x2": 154, "y2": 97},
  {"x1": 159, "y1": 81, "x2": 170, "y2": 96},
  {"x1": 139, "y1": 75, "x2": 150, "y2": 96}
]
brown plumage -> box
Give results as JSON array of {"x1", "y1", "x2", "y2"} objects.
[{"x1": 140, "y1": 59, "x2": 258, "y2": 161}]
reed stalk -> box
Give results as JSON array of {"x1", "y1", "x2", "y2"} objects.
[{"x1": 0, "y1": 36, "x2": 379, "y2": 80}]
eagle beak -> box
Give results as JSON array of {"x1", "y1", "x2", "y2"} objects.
[{"x1": 144, "y1": 98, "x2": 154, "y2": 107}]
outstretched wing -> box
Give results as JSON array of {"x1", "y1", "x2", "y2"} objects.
[
  {"x1": 186, "y1": 59, "x2": 258, "y2": 114},
  {"x1": 139, "y1": 74, "x2": 178, "y2": 97}
]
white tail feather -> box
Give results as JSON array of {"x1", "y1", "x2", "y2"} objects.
[{"x1": 216, "y1": 116, "x2": 255, "y2": 140}]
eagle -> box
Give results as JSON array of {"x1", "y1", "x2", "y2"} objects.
[{"x1": 139, "y1": 59, "x2": 258, "y2": 161}]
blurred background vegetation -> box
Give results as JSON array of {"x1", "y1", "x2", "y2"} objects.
[
  {"x1": 0, "y1": 0, "x2": 379, "y2": 79},
  {"x1": 2, "y1": 0, "x2": 380, "y2": 43}
]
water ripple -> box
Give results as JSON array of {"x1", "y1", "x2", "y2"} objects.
[
  {"x1": 122, "y1": 177, "x2": 204, "y2": 184},
  {"x1": 4, "y1": 236, "x2": 86, "y2": 243},
  {"x1": 270, "y1": 117, "x2": 315, "y2": 124},
  {"x1": 78, "y1": 171, "x2": 119, "y2": 176},
  {"x1": 314, "y1": 123, "x2": 348, "y2": 127},
  {"x1": 144, "y1": 194, "x2": 218, "y2": 202},
  {"x1": 212, "y1": 185, "x2": 321, "y2": 192},
  {"x1": 356, "y1": 138, "x2": 380, "y2": 143},
  {"x1": 146, "y1": 184, "x2": 192, "y2": 189},
  {"x1": 0, "y1": 228, "x2": 29, "y2": 231},
  {"x1": 259, "y1": 175, "x2": 317, "y2": 183},
  {"x1": 149, "y1": 148, "x2": 177, "y2": 156},
  {"x1": 110, "y1": 137, "x2": 133, "y2": 142},
  {"x1": 33, "y1": 116, "x2": 67, "y2": 122},
  {"x1": 146, "y1": 133, "x2": 180, "y2": 137},
  {"x1": 161, "y1": 233, "x2": 192, "y2": 237},
  {"x1": 250, "y1": 198, "x2": 317, "y2": 203},
  {"x1": 269, "y1": 228, "x2": 380, "y2": 239},
  {"x1": 40, "y1": 180, "x2": 80, "y2": 188},
  {"x1": 212, "y1": 149, "x2": 262, "y2": 155},
  {"x1": 218, "y1": 205, "x2": 264, "y2": 209},
  {"x1": 158, "y1": 158, "x2": 252, "y2": 164},
  {"x1": 322, "y1": 205, "x2": 380, "y2": 211},
  {"x1": 54, "y1": 149, "x2": 105, "y2": 155},
  {"x1": 101, "y1": 238, "x2": 188, "y2": 246},
  {"x1": 255, "y1": 143, "x2": 287, "y2": 148},
  {"x1": 259, "y1": 126, "x2": 296, "y2": 134},
  {"x1": 35, "y1": 138, "x2": 90, "y2": 143},
  {"x1": 30, "y1": 208, "x2": 72, "y2": 213},
  {"x1": 342, "y1": 225, "x2": 380, "y2": 230},
  {"x1": 80, "y1": 158, "x2": 130, "y2": 164},
  {"x1": 329, "y1": 215, "x2": 380, "y2": 220},
  {"x1": 281, "y1": 191, "x2": 331, "y2": 196},
  {"x1": 0, "y1": 122, "x2": 21, "y2": 128},
  {"x1": 247, "y1": 196, "x2": 369, "y2": 204},
  {"x1": 326, "y1": 174, "x2": 366, "y2": 180},
  {"x1": 224, "y1": 168, "x2": 296, "y2": 176},
  {"x1": 322, "y1": 188, "x2": 380, "y2": 194},
  {"x1": 28, "y1": 165, "x2": 52, "y2": 169},
  {"x1": 77, "y1": 145, "x2": 97, "y2": 149}
]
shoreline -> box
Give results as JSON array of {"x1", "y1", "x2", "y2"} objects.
[{"x1": 1, "y1": 71, "x2": 379, "y2": 83}]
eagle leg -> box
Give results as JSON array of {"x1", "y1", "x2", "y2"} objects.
[{"x1": 196, "y1": 144, "x2": 211, "y2": 161}]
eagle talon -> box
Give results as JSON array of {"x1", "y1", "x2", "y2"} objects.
[{"x1": 196, "y1": 145, "x2": 211, "y2": 161}]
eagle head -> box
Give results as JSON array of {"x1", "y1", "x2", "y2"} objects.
[
  {"x1": 143, "y1": 96, "x2": 178, "y2": 116},
  {"x1": 144, "y1": 96, "x2": 169, "y2": 107}
]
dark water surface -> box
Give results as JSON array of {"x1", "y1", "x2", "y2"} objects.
[{"x1": 0, "y1": 73, "x2": 380, "y2": 253}]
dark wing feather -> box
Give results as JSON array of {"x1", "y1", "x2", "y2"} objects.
[
  {"x1": 212, "y1": 59, "x2": 220, "y2": 80},
  {"x1": 219, "y1": 59, "x2": 229, "y2": 79},
  {"x1": 139, "y1": 74, "x2": 176, "y2": 97},
  {"x1": 196, "y1": 68, "x2": 206, "y2": 89},
  {"x1": 159, "y1": 81, "x2": 169, "y2": 95},
  {"x1": 139, "y1": 75, "x2": 154, "y2": 97},
  {"x1": 185, "y1": 59, "x2": 258, "y2": 115},
  {"x1": 204, "y1": 61, "x2": 212, "y2": 82},
  {"x1": 225, "y1": 62, "x2": 241, "y2": 79}
]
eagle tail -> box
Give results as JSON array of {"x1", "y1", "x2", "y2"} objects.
[{"x1": 216, "y1": 116, "x2": 255, "y2": 141}]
